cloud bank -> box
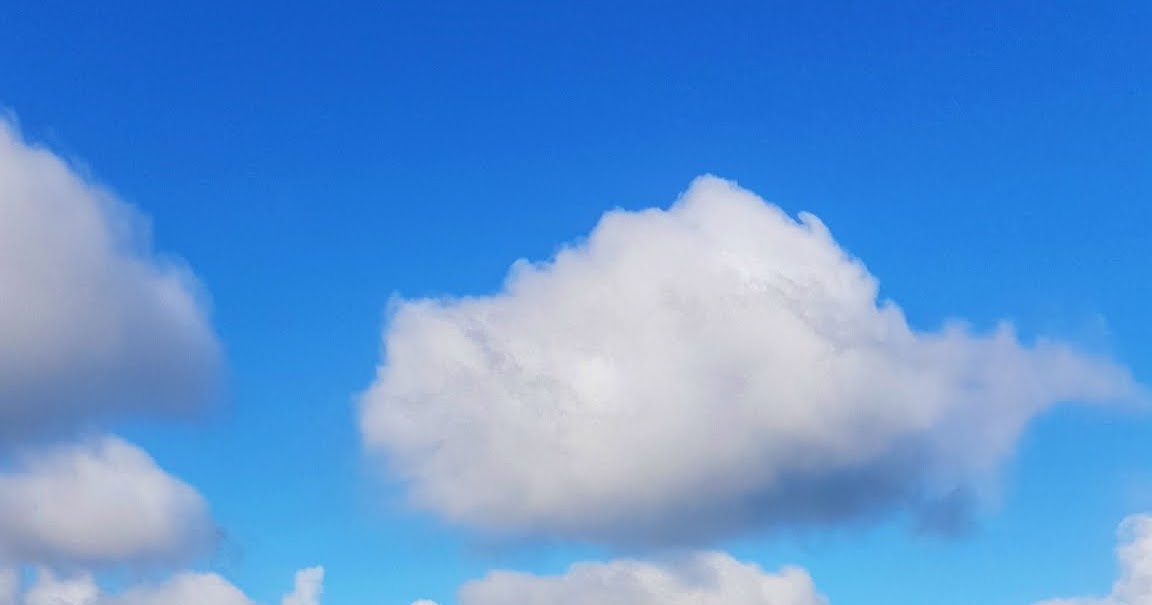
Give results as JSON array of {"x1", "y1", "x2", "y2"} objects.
[
  {"x1": 0, "y1": 436, "x2": 215, "y2": 567},
  {"x1": 413, "y1": 552, "x2": 824, "y2": 605},
  {"x1": 1036, "y1": 514, "x2": 1152, "y2": 605},
  {"x1": 0, "y1": 119, "x2": 220, "y2": 446},
  {"x1": 361, "y1": 175, "x2": 1137, "y2": 546}
]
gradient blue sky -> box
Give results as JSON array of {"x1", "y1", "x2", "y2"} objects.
[{"x1": 1, "y1": 1, "x2": 1150, "y2": 604}]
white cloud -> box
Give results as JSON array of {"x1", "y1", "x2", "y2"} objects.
[
  {"x1": 18, "y1": 570, "x2": 247, "y2": 605},
  {"x1": 14, "y1": 566, "x2": 321, "y2": 605},
  {"x1": 412, "y1": 552, "x2": 825, "y2": 605},
  {"x1": 280, "y1": 567, "x2": 324, "y2": 605},
  {"x1": 0, "y1": 119, "x2": 220, "y2": 446},
  {"x1": 22, "y1": 569, "x2": 98, "y2": 605},
  {"x1": 1036, "y1": 515, "x2": 1152, "y2": 605},
  {"x1": 0, "y1": 436, "x2": 215, "y2": 567},
  {"x1": 95, "y1": 573, "x2": 253, "y2": 605},
  {"x1": 361, "y1": 175, "x2": 1138, "y2": 546}
]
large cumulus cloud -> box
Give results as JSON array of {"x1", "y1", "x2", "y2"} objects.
[
  {"x1": 361, "y1": 175, "x2": 1137, "y2": 546},
  {"x1": 1036, "y1": 514, "x2": 1152, "y2": 605},
  {"x1": 412, "y1": 552, "x2": 824, "y2": 605},
  {"x1": 0, "y1": 119, "x2": 220, "y2": 446},
  {"x1": 0, "y1": 436, "x2": 215, "y2": 567}
]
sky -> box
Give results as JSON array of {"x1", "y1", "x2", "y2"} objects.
[{"x1": 0, "y1": 1, "x2": 1150, "y2": 604}]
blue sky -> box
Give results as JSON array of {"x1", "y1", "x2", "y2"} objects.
[{"x1": 0, "y1": 1, "x2": 1150, "y2": 604}]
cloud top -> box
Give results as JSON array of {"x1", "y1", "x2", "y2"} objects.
[
  {"x1": 362, "y1": 176, "x2": 1136, "y2": 546},
  {"x1": 6, "y1": 566, "x2": 322, "y2": 605},
  {"x1": 413, "y1": 551, "x2": 825, "y2": 605}
]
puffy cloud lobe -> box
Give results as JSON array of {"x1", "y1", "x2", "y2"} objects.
[
  {"x1": 1036, "y1": 515, "x2": 1152, "y2": 605},
  {"x1": 19, "y1": 571, "x2": 245, "y2": 605},
  {"x1": 362, "y1": 176, "x2": 1137, "y2": 546},
  {"x1": 0, "y1": 436, "x2": 215, "y2": 567},
  {"x1": 11, "y1": 566, "x2": 322, "y2": 605},
  {"x1": 21, "y1": 570, "x2": 98, "y2": 605},
  {"x1": 412, "y1": 552, "x2": 825, "y2": 605},
  {"x1": 92, "y1": 573, "x2": 253, "y2": 605},
  {"x1": 0, "y1": 120, "x2": 220, "y2": 446},
  {"x1": 280, "y1": 567, "x2": 324, "y2": 605}
]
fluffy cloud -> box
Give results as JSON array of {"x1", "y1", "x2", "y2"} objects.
[
  {"x1": 281, "y1": 567, "x2": 324, "y2": 605},
  {"x1": 1036, "y1": 515, "x2": 1152, "y2": 605},
  {"x1": 92, "y1": 573, "x2": 253, "y2": 605},
  {"x1": 413, "y1": 552, "x2": 824, "y2": 605},
  {"x1": 0, "y1": 119, "x2": 220, "y2": 446},
  {"x1": 21, "y1": 570, "x2": 99, "y2": 605},
  {"x1": 361, "y1": 175, "x2": 1137, "y2": 546},
  {"x1": 18, "y1": 570, "x2": 244, "y2": 605},
  {"x1": 10, "y1": 566, "x2": 323, "y2": 605},
  {"x1": 0, "y1": 436, "x2": 215, "y2": 567}
]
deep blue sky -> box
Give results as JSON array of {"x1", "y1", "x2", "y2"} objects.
[{"x1": 2, "y1": 1, "x2": 1150, "y2": 604}]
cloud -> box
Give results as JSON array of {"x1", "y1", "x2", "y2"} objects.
[
  {"x1": 21, "y1": 570, "x2": 98, "y2": 605},
  {"x1": 0, "y1": 569, "x2": 17, "y2": 605},
  {"x1": 0, "y1": 436, "x2": 215, "y2": 568},
  {"x1": 1035, "y1": 514, "x2": 1152, "y2": 605},
  {"x1": 0, "y1": 119, "x2": 220, "y2": 446},
  {"x1": 19, "y1": 570, "x2": 247, "y2": 605},
  {"x1": 361, "y1": 175, "x2": 1138, "y2": 546},
  {"x1": 92, "y1": 573, "x2": 253, "y2": 605},
  {"x1": 281, "y1": 567, "x2": 324, "y2": 605},
  {"x1": 412, "y1": 552, "x2": 825, "y2": 605},
  {"x1": 12, "y1": 566, "x2": 322, "y2": 605}
]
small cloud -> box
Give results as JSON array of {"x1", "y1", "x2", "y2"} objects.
[
  {"x1": 0, "y1": 436, "x2": 215, "y2": 568},
  {"x1": 11, "y1": 565, "x2": 318, "y2": 605},
  {"x1": 281, "y1": 567, "x2": 324, "y2": 605},
  {"x1": 1034, "y1": 514, "x2": 1152, "y2": 605},
  {"x1": 453, "y1": 551, "x2": 824, "y2": 605}
]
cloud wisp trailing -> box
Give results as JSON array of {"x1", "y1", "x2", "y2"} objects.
[
  {"x1": 361, "y1": 175, "x2": 1138, "y2": 547},
  {"x1": 0, "y1": 119, "x2": 220, "y2": 447},
  {"x1": 411, "y1": 551, "x2": 825, "y2": 605}
]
